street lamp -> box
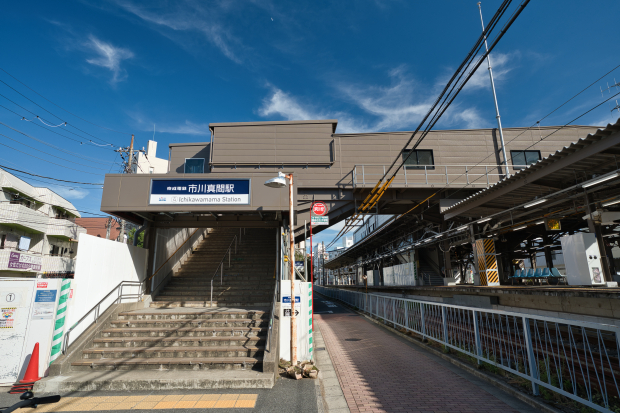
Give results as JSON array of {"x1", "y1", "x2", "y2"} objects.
[{"x1": 264, "y1": 171, "x2": 297, "y2": 366}]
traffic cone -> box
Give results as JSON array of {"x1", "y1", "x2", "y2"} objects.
[{"x1": 19, "y1": 342, "x2": 40, "y2": 383}]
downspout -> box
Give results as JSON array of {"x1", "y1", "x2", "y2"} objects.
[{"x1": 134, "y1": 221, "x2": 149, "y2": 247}]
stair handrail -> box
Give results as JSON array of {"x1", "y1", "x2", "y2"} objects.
[
  {"x1": 61, "y1": 280, "x2": 143, "y2": 355},
  {"x1": 210, "y1": 234, "x2": 238, "y2": 307},
  {"x1": 266, "y1": 278, "x2": 279, "y2": 353}
]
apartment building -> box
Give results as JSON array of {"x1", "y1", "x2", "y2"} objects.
[{"x1": 0, "y1": 168, "x2": 87, "y2": 277}]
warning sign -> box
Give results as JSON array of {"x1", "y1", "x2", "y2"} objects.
[{"x1": 1, "y1": 307, "x2": 16, "y2": 328}]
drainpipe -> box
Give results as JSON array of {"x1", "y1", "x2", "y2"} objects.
[{"x1": 133, "y1": 222, "x2": 148, "y2": 247}]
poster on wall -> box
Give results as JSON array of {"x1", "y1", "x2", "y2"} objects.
[
  {"x1": 32, "y1": 290, "x2": 57, "y2": 320},
  {"x1": 149, "y1": 179, "x2": 250, "y2": 205},
  {"x1": 0, "y1": 308, "x2": 15, "y2": 328},
  {"x1": 7, "y1": 252, "x2": 41, "y2": 271}
]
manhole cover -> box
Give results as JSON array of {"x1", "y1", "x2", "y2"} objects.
[{"x1": 344, "y1": 338, "x2": 362, "y2": 342}]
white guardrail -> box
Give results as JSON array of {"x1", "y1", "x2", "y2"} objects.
[{"x1": 314, "y1": 286, "x2": 620, "y2": 413}]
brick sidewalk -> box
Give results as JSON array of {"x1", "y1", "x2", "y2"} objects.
[{"x1": 315, "y1": 311, "x2": 522, "y2": 413}]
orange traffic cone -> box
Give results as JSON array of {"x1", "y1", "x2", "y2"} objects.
[{"x1": 19, "y1": 342, "x2": 40, "y2": 383}]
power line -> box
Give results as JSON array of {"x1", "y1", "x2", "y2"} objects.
[
  {"x1": 0, "y1": 132, "x2": 113, "y2": 171},
  {"x1": 0, "y1": 78, "x2": 119, "y2": 146},
  {"x1": 0, "y1": 164, "x2": 103, "y2": 185},
  {"x1": 327, "y1": 0, "x2": 530, "y2": 249},
  {"x1": 0, "y1": 67, "x2": 131, "y2": 136}
]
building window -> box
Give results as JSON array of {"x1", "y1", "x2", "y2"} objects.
[
  {"x1": 402, "y1": 149, "x2": 435, "y2": 170},
  {"x1": 184, "y1": 158, "x2": 205, "y2": 174},
  {"x1": 511, "y1": 150, "x2": 541, "y2": 169}
]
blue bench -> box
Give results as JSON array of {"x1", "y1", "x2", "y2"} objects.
[{"x1": 509, "y1": 267, "x2": 566, "y2": 285}]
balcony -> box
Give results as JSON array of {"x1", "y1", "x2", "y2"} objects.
[
  {"x1": 42, "y1": 255, "x2": 76, "y2": 273},
  {"x1": 0, "y1": 203, "x2": 48, "y2": 234},
  {"x1": 47, "y1": 218, "x2": 87, "y2": 240}
]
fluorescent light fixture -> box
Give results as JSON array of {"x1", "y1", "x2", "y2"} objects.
[
  {"x1": 602, "y1": 199, "x2": 620, "y2": 207},
  {"x1": 582, "y1": 172, "x2": 620, "y2": 188},
  {"x1": 535, "y1": 220, "x2": 545, "y2": 225},
  {"x1": 524, "y1": 199, "x2": 548, "y2": 208},
  {"x1": 457, "y1": 225, "x2": 469, "y2": 231},
  {"x1": 512, "y1": 225, "x2": 527, "y2": 231},
  {"x1": 477, "y1": 217, "x2": 492, "y2": 223}
]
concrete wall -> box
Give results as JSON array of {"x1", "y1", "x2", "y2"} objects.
[
  {"x1": 65, "y1": 234, "x2": 148, "y2": 347},
  {"x1": 150, "y1": 227, "x2": 208, "y2": 293}
]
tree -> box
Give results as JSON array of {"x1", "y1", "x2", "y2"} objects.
[{"x1": 127, "y1": 228, "x2": 144, "y2": 247}]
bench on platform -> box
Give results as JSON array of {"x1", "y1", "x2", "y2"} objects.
[{"x1": 509, "y1": 267, "x2": 566, "y2": 285}]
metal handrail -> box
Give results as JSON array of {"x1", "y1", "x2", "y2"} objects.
[
  {"x1": 266, "y1": 279, "x2": 279, "y2": 353},
  {"x1": 210, "y1": 234, "x2": 238, "y2": 307},
  {"x1": 316, "y1": 286, "x2": 620, "y2": 413},
  {"x1": 61, "y1": 280, "x2": 143, "y2": 355}
]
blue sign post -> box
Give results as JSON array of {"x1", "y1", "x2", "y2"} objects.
[{"x1": 149, "y1": 179, "x2": 250, "y2": 205}]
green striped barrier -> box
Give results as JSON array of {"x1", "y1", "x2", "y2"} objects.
[{"x1": 49, "y1": 279, "x2": 71, "y2": 364}]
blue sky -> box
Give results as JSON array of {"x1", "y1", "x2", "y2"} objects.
[{"x1": 1, "y1": 1, "x2": 619, "y2": 248}]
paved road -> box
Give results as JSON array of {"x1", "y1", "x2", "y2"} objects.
[
  {"x1": 0, "y1": 375, "x2": 318, "y2": 412},
  {"x1": 313, "y1": 293, "x2": 539, "y2": 413}
]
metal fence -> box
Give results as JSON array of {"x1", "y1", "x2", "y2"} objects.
[{"x1": 315, "y1": 286, "x2": 620, "y2": 413}]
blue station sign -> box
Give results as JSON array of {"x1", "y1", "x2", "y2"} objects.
[{"x1": 149, "y1": 179, "x2": 250, "y2": 205}]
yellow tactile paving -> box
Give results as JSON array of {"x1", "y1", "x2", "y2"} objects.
[
  {"x1": 110, "y1": 402, "x2": 138, "y2": 410},
  {"x1": 199, "y1": 394, "x2": 222, "y2": 401},
  {"x1": 194, "y1": 400, "x2": 217, "y2": 408},
  {"x1": 133, "y1": 401, "x2": 159, "y2": 409},
  {"x1": 124, "y1": 395, "x2": 147, "y2": 402},
  {"x1": 162, "y1": 394, "x2": 184, "y2": 402},
  {"x1": 234, "y1": 400, "x2": 257, "y2": 408},
  {"x1": 218, "y1": 394, "x2": 239, "y2": 401},
  {"x1": 181, "y1": 394, "x2": 202, "y2": 401},
  {"x1": 237, "y1": 394, "x2": 258, "y2": 401},
  {"x1": 31, "y1": 393, "x2": 259, "y2": 411},
  {"x1": 154, "y1": 401, "x2": 177, "y2": 409},
  {"x1": 105, "y1": 396, "x2": 130, "y2": 403},
  {"x1": 175, "y1": 400, "x2": 197, "y2": 408},
  {"x1": 213, "y1": 400, "x2": 236, "y2": 408},
  {"x1": 143, "y1": 395, "x2": 166, "y2": 402},
  {"x1": 91, "y1": 402, "x2": 119, "y2": 410}
]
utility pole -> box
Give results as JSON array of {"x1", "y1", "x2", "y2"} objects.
[
  {"x1": 478, "y1": 2, "x2": 510, "y2": 177},
  {"x1": 105, "y1": 217, "x2": 112, "y2": 239},
  {"x1": 115, "y1": 134, "x2": 136, "y2": 243},
  {"x1": 287, "y1": 174, "x2": 297, "y2": 366}
]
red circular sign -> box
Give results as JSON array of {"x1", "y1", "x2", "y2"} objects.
[{"x1": 312, "y1": 202, "x2": 327, "y2": 216}]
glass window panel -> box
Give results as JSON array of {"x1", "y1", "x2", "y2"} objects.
[
  {"x1": 525, "y1": 151, "x2": 541, "y2": 165},
  {"x1": 402, "y1": 150, "x2": 418, "y2": 166},
  {"x1": 416, "y1": 150, "x2": 434, "y2": 166},
  {"x1": 185, "y1": 158, "x2": 204, "y2": 174},
  {"x1": 511, "y1": 151, "x2": 526, "y2": 169}
]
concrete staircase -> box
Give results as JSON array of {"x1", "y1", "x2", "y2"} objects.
[{"x1": 69, "y1": 228, "x2": 277, "y2": 373}]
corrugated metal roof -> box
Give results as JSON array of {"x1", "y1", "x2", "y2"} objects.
[{"x1": 443, "y1": 119, "x2": 620, "y2": 215}]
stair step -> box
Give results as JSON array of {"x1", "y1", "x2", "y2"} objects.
[
  {"x1": 149, "y1": 301, "x2": 271, "y2": 308},
  {"x1": 102, "y1": 326, "x2": 266, "y2": 337},
  {"x1": 110, "y1": 318, "x2": 266, "y2": 328},
  {"x1": 92, "y1": 336, "x2": 264, "y2": 348},
  {"x1": 71, "y1": 356, "x2": 262, "y2": 370},
  {"x1": 81, "y1": 346, "x2": 264, "y2": 359},
  {"x1": 117, "y1": 311, "x2": 267, "y2": 320}
]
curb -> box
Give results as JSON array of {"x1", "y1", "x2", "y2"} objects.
[{"x1": 316, "y1": 292, "x2": 563, "y2": 413}]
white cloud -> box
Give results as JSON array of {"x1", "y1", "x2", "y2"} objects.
[
  {"x1": 85, "y1": 35, "x2": 134, "y2": 83},
  {"x1": 259, "y1": 66, "x2": 490, "y2": 132},
  {"x1": 154, "y1": 120, "x2": 211, "y2": 136},
  {"x1": 116, "y1": 1, "x2": 242, "y2": 63},
  {"x1": 50, "y1": 186, "x2": 89, "y2": 200},
  {"x1": 464, "y1": 52, "x2": 513, "y2": 91}
]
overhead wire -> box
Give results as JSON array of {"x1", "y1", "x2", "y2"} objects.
[
  {"x1": 326, "y1": 0, "x2": 530, "y2": 249},
  {"x1": 0, "y1": 78, "x2": 119, "y2": 146},
  {"x1": 0, "y1": 67, "x2": 131, "y2": 136},
  {"x1": 0, "y1": 164, "x2": 103, "y2": 185}
]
